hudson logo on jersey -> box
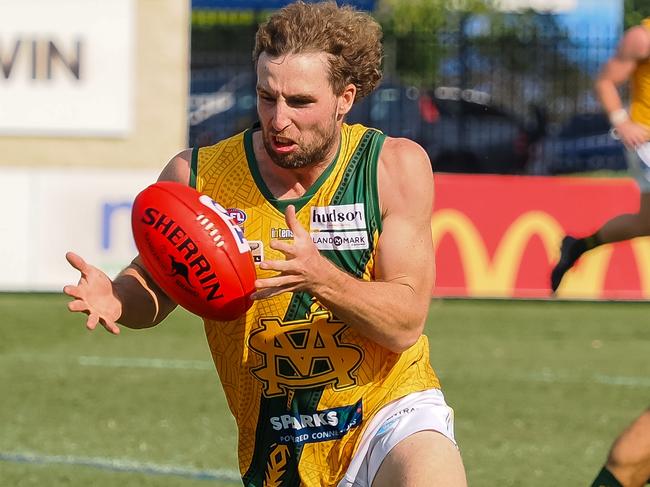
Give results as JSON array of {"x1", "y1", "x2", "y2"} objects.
[
  {"x1": 248, "y1": 310, "x2": 363, "y2": 397},
  {"x1": 310, "y1": 204, "x2": 366, "y2": 230}
]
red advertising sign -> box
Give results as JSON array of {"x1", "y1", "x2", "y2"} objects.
[{"x1": 432, "y1": 174, "x2": 649, "y2": 300}]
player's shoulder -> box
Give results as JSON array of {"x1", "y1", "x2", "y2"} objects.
[
  {"x1": 620, "y1": 24, "x2": 650, "y2": 58},
  {"x1": 157, "y1": 148, "x2": 193, "y2": 184},
  {"x1": 376, "y1": 136, "x2": 433, "y2": 214},
  {"x1": 379, "y1": 135, "x2": 432, "y2": 180}
]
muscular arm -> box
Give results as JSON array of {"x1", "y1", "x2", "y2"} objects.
[
  {"x1": 313, "y1": 138, "x2": 435, "y2": 351},
  {"x1": 64, "y1": 149, "x2": 194, "y2": 333},
  {"x1": 255, "y1": 138, "x2": 434, "y2": 353},
  {"x1": 112, "y1": 257, "x2": 176, "y2": 329},
  {"x1": 595, "y1": 26, "x2": 650, "y2": 147},
  {"x1": 116, "y1": 149, "x2": 194, "y2": 327}
]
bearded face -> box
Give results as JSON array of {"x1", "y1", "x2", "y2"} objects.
[
  {"x1": 256, "y1": 52, "x2": 349, "y2": 170},
  {"x1": 260, "y1": 109, "x2": 339, "y2": 169}
]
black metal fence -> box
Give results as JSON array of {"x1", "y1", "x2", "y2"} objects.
[{"x1": 189, "y1": 13, "x2": 625, "y2": 175}]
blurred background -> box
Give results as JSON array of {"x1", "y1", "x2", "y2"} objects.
[
  {"x1": 2, "y1": 0, "x2": 649, "y2": 299},
  {"x1": 189, "y1": 0, "x2": 621, "y2": 176},
  {"x1": 1, "y1": 1, "x2": 650, "y2": 486}
]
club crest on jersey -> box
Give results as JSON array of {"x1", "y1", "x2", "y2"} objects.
[{"x1": 248, "y1": 310, "x2": 363, "y2": 397}]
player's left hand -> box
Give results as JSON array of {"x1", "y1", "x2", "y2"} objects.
[
  {"x1": 252, "y1": 205, "x2": 327, "y2": 300},
  {"x1": 63, "y1": 252, "x2": 122, "y2": 335}
]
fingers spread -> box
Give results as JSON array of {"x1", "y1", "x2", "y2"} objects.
[
  {"x1": 66, "y1": 252, "x2": 89, "y2": 274},
  {"x1": 251, "y1": 288, "x2": 276, "y2": 300},
  {"x1": 85, "y1": 313, "x2": 120, "y2": 335},
  {"x1": 284, "y1": 205, "x2": 308, "y2": 238},
  {"x1": 258, "y1": 260, "x2": 281, "y2": 272},
  {"x1": 67, "y1": 299, "x2": 89, "y2": 313},
  {"x1": 103, "y1": 321, "x2": 121, "y2": 335},
  {"x1": 284, "y1": 204, "x2": 297, "y2": 225},
  {"x1": 251, "y1": 287, "x2": 286, "y2": 300},
  {"x1": 63, "y1": 285, "x2": 82, "y2": 299},
  {"x1": 255, "y1": 274, "x2": 299, "y2": 291},
  {"x1": 269, "y1": 239, "x2": 292, "y2": 253},
  {"x1": 86, "y1": 313, "x2": 99, "y2": 331}
]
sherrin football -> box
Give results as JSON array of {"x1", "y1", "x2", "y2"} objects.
[{"x1": 131, "y1": 181, "x2": 256, "y2": 321}]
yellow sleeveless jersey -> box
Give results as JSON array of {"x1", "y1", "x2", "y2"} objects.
[
  {"x1": 191, "y1": 123, "x2": 441, "y2": 487},
  {"x1": 630, "y1": 18, "x2": 650, "y2": 125}
]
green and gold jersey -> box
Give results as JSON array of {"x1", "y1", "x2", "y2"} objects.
[
  {"x1": 192, "y1": 123, "x2": 441, "y2": 487},
  {"x1": 631, "y1": 18, "x2": 650, "y2": 127}
]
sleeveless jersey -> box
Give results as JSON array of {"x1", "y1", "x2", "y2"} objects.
[
  {"x1": 192, "y1": 123, "x2": 441, "y2": 487},
  {"x1": 630, "y1": 18, "x2": 650, "y2": 126}
]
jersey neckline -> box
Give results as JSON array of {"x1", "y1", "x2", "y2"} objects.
[{"x1": 243, "y1": 127, "x2": 342, "y2": 213}]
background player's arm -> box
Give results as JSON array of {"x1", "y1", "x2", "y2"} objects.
[
  {"x1": 595, "y1": 25, "x2": 650, "y2": 148},
  {"x1": 254, "y1": 138, "x2": 435, "y2": 353},
  {"x1": 64, "y1": 149, "x2": 193, "y2": 334}
]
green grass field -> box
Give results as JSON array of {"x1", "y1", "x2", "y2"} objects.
[{"x1": 1, "y1": 293, "x2": 648, "y2": 486}]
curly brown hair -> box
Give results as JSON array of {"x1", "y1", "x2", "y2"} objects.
[{"x1": 253, "y1": 1, "x2": 383, "y2": 102}]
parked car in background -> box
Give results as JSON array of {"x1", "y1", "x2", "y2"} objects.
[
  {"x1": 418, "y1": 87, "x2": 545, "y2": 174},
  {"x1": 346, "y1": 80, "x2": 424, "y2": 142},
  {"x1": 348, "y1": 84, "x2": 545, "y2": 174},
  {"x1": 189, "y1": 74, "x2": 544, "y2": 175},
  {"x1": 527, "y1": 112, "x2": 627, "y2": 175},
  {"x1": 189, "y1": 71, "x2": 257, "y2": 147}
]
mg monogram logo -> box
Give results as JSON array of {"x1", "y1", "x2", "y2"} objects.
[{"x1": 248, "y1": 311, "x2": 363, "y2": 397}]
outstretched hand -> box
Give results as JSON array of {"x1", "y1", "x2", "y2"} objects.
[
  {"x1": 614, "y1": 120, "x2": 650, "y2": 150},
  {"x1": 252, "y1": 205, "x2": 326, "y2": 300},
  {"x1": 63, "y1": 252, "x2": 122, "y2": 334}
]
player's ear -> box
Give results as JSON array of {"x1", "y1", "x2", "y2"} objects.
[{"x1": 337, "y1": 83, "x2": 356, "y2": 117}]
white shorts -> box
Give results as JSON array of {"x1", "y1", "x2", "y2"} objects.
[
  {"x1": 626, "y1": 143, "x2": 650, "y2": 193},
  {"x1": 337, "y1": 389, "x2": 457, "y2": 487}
]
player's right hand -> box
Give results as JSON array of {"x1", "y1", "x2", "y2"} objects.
[
  {"x1": 63, "y1": 251, "x2": 122, "y2": 335},
  {"x1": 614, "y1": 120, "x2": 650, "y2": 149}
]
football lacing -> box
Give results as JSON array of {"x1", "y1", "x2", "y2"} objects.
[{"x1": 196, "y1": 214, "x2": 225, "y2": 247}]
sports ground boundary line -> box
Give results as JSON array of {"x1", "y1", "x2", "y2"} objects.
[
  {"x1": 524, "y1": 370, "x2": 650, "y2": 388},
  {"x1": 4, "y1": 353, "x2": 215, "y2": 370},
  {"x1": 0, "y1": 450, "x2": 241, "y2": 483},
  {"x1": 7, "y1": 353, "x2": 650, "y2": 387},
  {"x1": 77, "y1": 355, "x2": 214, "y2": 370}
]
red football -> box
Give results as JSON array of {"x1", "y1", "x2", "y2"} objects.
[{"x1": 131, "y1": 181, "x2": 256, "y2": 321}]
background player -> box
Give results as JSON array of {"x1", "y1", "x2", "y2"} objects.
[
  {"x1": 549, "y1": 19, "x2": 650, "y2": 487},
  {"x1": 590, "y1": 409, "x2": 650, "y2": 487},
  {"x1": 551, "y1": 19, "x2": 650, "y2": 293}
]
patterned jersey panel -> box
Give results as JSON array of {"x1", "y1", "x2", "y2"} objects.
[{"x1": 196, "y1": 124, "x2": 440, "y2": 486}]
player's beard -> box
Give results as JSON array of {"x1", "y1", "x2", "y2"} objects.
[{"x1": 263, "y1": 115, "x2": 339, "y2": 170}]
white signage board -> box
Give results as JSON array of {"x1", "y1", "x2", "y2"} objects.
[
  {"x1": 0, "y1": 167, "x2": 158, "y2": 291},
  {"x1": 496, "y1": 0, "x2": 576, "y2": 12},
  {"x1": 0, "y1": 0, "x2": 134, "y2": 136}
]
